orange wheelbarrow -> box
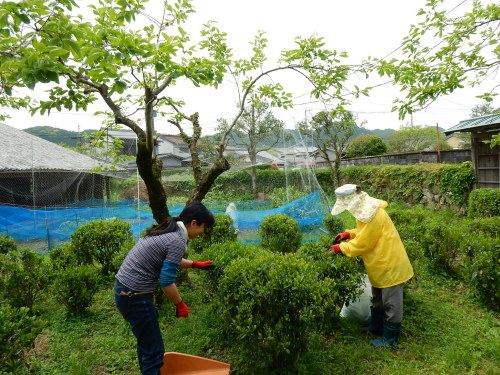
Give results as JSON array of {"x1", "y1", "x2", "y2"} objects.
[{"x1": 160, "y1": 352, "x2": 230, "y2": 375}]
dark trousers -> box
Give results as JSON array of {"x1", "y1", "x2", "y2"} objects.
[
  {"x1": 114, "y1": 281, "x2": 164, "y2": 375},
  {"x1": 371, "y1": 283, "x2": 404, "y2": 324}
]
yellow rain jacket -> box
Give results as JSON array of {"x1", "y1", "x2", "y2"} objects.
[{"x1": 339, "y1": 201, "x2": 414, "y2": 288}]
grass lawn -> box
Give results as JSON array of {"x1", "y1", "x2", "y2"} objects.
[{"x1": 26, "y1": 265, "x2": 499, "y2": 375}]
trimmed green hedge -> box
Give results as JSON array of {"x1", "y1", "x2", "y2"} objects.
[
  {"x1": 165, "y1": 162, "x2": 477, "y2": 209},
  {"x1": 468, "y1": 188, "x2": 500, "y2": 218},
  {"x1": 215, "y1": 252, "x2": 358, "y2": 373},
  {"x1": 388, "y1": 205, "x2": 499, "y2": 310}
]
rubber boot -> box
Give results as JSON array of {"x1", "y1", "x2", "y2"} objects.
[
  {"x1": 360, "y1": 307, "x2": 384, "y2": 335},
  {"x1": 370, "y1": 321, "x2": 401, "y2": 347}
]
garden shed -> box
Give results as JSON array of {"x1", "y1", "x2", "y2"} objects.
[
  {"x1": 444, "y1": 114, "x2": 500, "y2": 188},
  {"x1": 0, "y1": 122, "x2": 114, "y2": 207}
]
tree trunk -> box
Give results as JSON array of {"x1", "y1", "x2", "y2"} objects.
[
  {"x1": 136, "y1": 139, "x2": 169, "y2": 223},
  {"x1": 188, "y1": 156, "x2": 231, "y2": 202},
  {"x1": 251, "y1": 165, "x2": 257, "y2": 196},
  {"x1": 333, "y1": 159, "x2": 341, "y2": 187},
  {"x1": 250, "y1": 148, "x2": 257, "y2": 196}
]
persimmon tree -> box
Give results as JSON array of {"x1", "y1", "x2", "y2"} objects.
[
  {"x1": 374, "y1": 0, "x2": 500, "y2": 119},
  {"x1": 0, "y1": 0, "x2": 363, "y2": 222}
]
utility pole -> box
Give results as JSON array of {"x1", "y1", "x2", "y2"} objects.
[{"x1": 436, "y1": 122, "x2": 441, "y2": 163}]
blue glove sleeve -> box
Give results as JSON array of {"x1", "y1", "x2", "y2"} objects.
[{"x1": 159, "y1": 260, "x2": 178, "y2": 287}]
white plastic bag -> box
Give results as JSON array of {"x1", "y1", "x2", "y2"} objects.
[{"x1": 340, "y1": 275, "x2": 372, "y2": 323}]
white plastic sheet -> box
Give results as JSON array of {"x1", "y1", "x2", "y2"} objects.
[{"x1": 340, "y1": 274, "x2": 372, "y2": 323}]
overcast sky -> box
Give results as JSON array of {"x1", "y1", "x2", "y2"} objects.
[{"x1": 2, "y1": 0, "x2": 498, "y2": 134}]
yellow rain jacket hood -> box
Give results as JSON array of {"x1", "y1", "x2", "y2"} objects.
[{"x1": 338, "y1": 200, "x2": 414, "y2": 288}]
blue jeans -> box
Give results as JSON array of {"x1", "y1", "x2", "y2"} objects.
[{"x1": 114, "y1": 281, "x2": 164, "y2": 375}]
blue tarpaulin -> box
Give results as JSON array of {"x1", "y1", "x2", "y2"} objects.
[{"x1": 0, "y1": 191, "x2": 327, "y2": 245}]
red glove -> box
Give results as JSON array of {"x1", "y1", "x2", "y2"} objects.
[
  {"x1": 192, "y1": 260, "x2": 215, "y2": 270},
  {"x1": 175, "y1": 300, "x2": 189, "y2": 318},
  {"x1": 329, "y1": 244, "x2": 343, "y2": 254},
  {"x1": 334, "y1": 232, "x2": 350, "y2": 244}
]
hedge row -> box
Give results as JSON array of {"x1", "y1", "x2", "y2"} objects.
[
  {"x1": 0, "y1": 219, "x2": 135, "y2": 372},
  {"x1": 165, "y1": 162, "x2": 477, "y2": 209},
  {"x1": 386, "y1": 205, "x2": 500, "y2": 310}
]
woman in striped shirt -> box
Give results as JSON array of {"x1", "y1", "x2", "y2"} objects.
[{"x1": 115, "y1": 202, "x2": 216, "y2": 375}]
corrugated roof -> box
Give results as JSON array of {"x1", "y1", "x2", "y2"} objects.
[
  {"x1": 107, "y1": 130, "x2": 138, "y2": 139},
  {"x1": 159, "y1": 134, "x2": 186, "y2": 145},
  {"x1": 0, "y1": 122, "x2": 104, "y2": 172},
  {"x1": 444, "y1": 114, "x2": 500, "y2": 135}
]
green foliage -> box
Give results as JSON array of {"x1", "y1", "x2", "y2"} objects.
[
  {"x1": 52, "y1": 264, "x2": 101, "y2": 315},
  {"x1": 203, "y1": 189, "x2": 254, "y2": 203},
  {"x1": 468, "y1": 188, "x2": 500, "y2": 218},
  {"x1": 336, "y1": 162, "x2": 475, "y2": 208},
  {"x1": 346, "y1": 134, "x2": 387, "y2": 158},
  {"x1": 166, "y1": 164, "x2": 476, "y2": 210},
  {"x1": 386, "y1": 125, "x2": 445, "y2": 153},
  {"x1": 70, "y1": 218, "x2": 134, "y2": 275},
  {"x1": 198, "y1": 242, "x2": 267, "y2": 292},
  {"x1": 300, "y1": 110, "x2": 357, "y2": 186},
  {"x1": 0, "y1": 234, "x2": 17, "y2": 254},
  {"x1": 267, "y1": 186, "x2": 306, "y2": 208},
  {"x1": 374, "y1": 0, "x2": 500, "y2": 118},
  {"x1": 420, "y1": 222, "x2": 466, "y2": 276},
  {"x1": 322, "y1": 214, "x2": 344, "y2": 236},
  {"x1": 387, "y1": 204, "x2": 499, "y2": 311},
  {"x1": 464, "y1": 236, "x2": 500, "y2": 311},
  {"x1": 0, "y1": 247, "x2": 51, "y2": 310},
  {"x1": 0, "y1": 305, "x2": 45, "y2": 373},
  {"x1": 484, "y1": 133, "x2": 500, "y2": 148},
  {"x1": 189, "y1": 213, "x2": 237, "y2": 254},
  {"x1": 260, "y1": 214, "x2": 302, "y2": 253},
  {"x1": 215, "y1": 252, "x2": 340, "y2": 373},
  {"x1": 217, "y1": 100, "x2": 285, "y2": 190},
  {"x1": 49, "y1": 242, "x2": 79, "y2": 271},
  {"x1": 296, "y1": 240, "x2": 365, "y2": 317},
  {"x1": 439, "y1": 161, "x2": 477, "y2": 206}
]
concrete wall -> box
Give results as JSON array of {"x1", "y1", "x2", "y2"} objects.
[{"x1": 338, "y1": 149, "x2": 471, "y2": 167}]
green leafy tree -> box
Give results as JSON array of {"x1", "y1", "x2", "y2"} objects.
[
  {"x1": 218, "y1": 100, "x2": 284, "y2": 196},
  {"x1": 0, "y1": 0, "x2": 363, "y2": 222},
  {"x1": 374, "y1": 0, "x2": 500, "y2": 118},
  {"x1": 299, "y1": 110, "x2": 357, "y2": 187},
  {"x1": 346, "y1": 134, "x2": 387, "y2": 158},
  {"x1": 471, "y1": 102, "x2": 499, "y2": 118},
  {"x1": 387, "y1": 124, "x2": 445, "y2": 153}
]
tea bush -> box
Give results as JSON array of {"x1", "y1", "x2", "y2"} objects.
[
  {"x1": 0, "y1": 247, "x2": 51, "y2": 310},
  {"x1": 0, "y1": 305, "x2": 45, "y2": 373},
  {"x1": 70, "y1": 218, "x2": 134, "y2": 276},
  {"x1": 0, "y1": 234, "x2": 16, "y2": 254},
  {"x1": 420, "y1": 222, "x2": 467, "y2": 276},
  {"x1": 463, "y1": 236, "x2": 500, "y2": 311},
  {"x1": 52, "y1": 264, "x2": 101, "y2": 315},
  {"x1": 216, "y1": 252, "x2": 339, "y2": 374},
  {"x1": 260, "y1": 214, "x2": 302, "y2": 253},
  {"x1": 468, "y1": 188, "x2": 500, "y2": 218},
  {"x1": 296, "y1": 240, "x2": 365, "y2": 326},
  {"x1": 49, "y1": 242, "x2": 79, "y2": 271},
  {"x1": 198, "y1": 241, "x2": 268, "y2": 292},
  {"x1": 323, "y1": 214, "x2": 344, "y2": 236},
  {"x1": 189, "y1": 213, "x2": 237, "y2": 254}
]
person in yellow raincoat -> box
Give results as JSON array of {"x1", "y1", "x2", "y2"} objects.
[{"x1": 329, "y1": 184, "x2": 413, "y2": 347}]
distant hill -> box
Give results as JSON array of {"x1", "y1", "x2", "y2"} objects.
[
  {"x1": 204, "y1": 125, "x2": 396, "y2": 148},
  {"x1": 23, "y1": 126, "x2": 98, "y2": 147}
]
